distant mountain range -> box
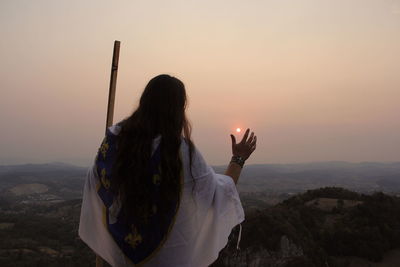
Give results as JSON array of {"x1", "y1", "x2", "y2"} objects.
[
  {"x1": 0, "y1": 162, "x2": 399, "y2": 206},
  {"x1": 215, "y1": 161, "x2": 400, "y2": 194},
  {"x1": 0, "y1": 162, "x2": 86, "y2": 174}
]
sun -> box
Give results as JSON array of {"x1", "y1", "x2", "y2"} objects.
[{"x1": 236, "y1": 128, "x2": 241, "y2": 133}]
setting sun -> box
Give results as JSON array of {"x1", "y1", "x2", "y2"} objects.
[{"x1": 236, "y1": 128, "x2": 241, "y2": 133}]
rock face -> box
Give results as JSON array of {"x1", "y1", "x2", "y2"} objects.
[
  {"x1": 218, "y1": 236, "x2": 304, "y2": 267},
  {"x1": 9, "y1": 183, "x2": 49, "y2": 196}
]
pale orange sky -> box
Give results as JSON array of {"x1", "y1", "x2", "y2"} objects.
[{"x1": 1, "y1": 0, "x2": 399, "y2": 166}]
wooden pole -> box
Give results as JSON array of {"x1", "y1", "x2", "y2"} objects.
[
  {"x1": 96, "y1": 40, "x2": 121, "y2": 267},
  {"x1": 105, "y1": 40, "x2": 121, "y2": 131}
]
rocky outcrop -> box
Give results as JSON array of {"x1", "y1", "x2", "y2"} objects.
[{"x1": 216, "y1": 235, "x2": 304, "y2": 267}]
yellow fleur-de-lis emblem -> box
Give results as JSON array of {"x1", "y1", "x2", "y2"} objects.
[
  {"x1": 100, "y1": 139, "x2": 109, "y2": 159},
  {"x1": 100, "y1": 168, "x2": 110, "y2": 189},
  {"x1": 152, "y1": 174, "x2": 162, "y2": 185},
  {"x1": 124, "y1": 225, "x2": 143, "y2": 249}
]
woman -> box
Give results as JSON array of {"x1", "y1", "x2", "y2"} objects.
[{"x1": 79, "y1": 74, "x2": 257, "y2": 267}]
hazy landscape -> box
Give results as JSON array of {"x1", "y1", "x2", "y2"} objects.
[
  {"x1": 0, "y1": 162, "x2": 399, "y2": 266},
  {"x1": 2, "y1": 0, "x2": 400, "y2": 266}
]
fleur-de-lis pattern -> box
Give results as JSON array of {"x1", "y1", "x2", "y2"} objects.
[
  {"x1": 124, "y1": 225, "x2": 143, "y2": 249},
  {"x1": 100, "y1": 168, "x2": 111, "y2": 189},
  {"x1": 100, "y1": 138, "x2": 109, "y2": 159},
  {"x1": 152, "y1": 174, "x2": 162, "y2": 185},
  {"x1": 95, "y1": 128, "x2": 180, "y2": 264}
]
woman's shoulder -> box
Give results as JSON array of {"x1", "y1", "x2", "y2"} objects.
[{"x1": 180, "y1": 137, "x2": 214, "y2": 181}]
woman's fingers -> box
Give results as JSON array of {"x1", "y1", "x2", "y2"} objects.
[
  {"x1": 235, "y1": 128, "x2": 257, "y2": 155},
  {"x1": 250, "y1": 136, "x2": 257, "y2": 146},
  {"x1": 230, "y1": 134, "x2": 237, "y2": 148},
  {"x1": 247, "y1": 132, "x2": 254, "y2": 144},
  {"x1": 249, "y1": 136, "x2": 257, "y2": 153},
  {"x1": 251, "y1": 143, "x2": 257, "y2": 152},
  {"x1": 240, "y1": 128, "x2": 250, "y2": 144}
]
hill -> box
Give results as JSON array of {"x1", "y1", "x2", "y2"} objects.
[
  {"x1": 0, "y1": 163, "x2": 87, "y2": 205},
  {"x1": 0, "y1": 199, "x2": 94, "y2": 267},
  {"x1": 1, "y1": 187, "x2": 399, "y2": 266},
  {"x1": 0, "y1": 163, "x2": 399, "y2": 266},
  {"x1": 211, "y1": 187, "x2": 400, "y2": 267}
]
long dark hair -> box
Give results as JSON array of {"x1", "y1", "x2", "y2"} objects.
[{"x1": 111, "y1": 74, "x2": 194, "y2": 225}]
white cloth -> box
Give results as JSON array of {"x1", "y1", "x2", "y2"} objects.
[{"x1": 79, "y1": 125, "x2": 245, "y2": 267}]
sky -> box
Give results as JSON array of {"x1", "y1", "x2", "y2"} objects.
[{"x1": 1, "y1": 0, "x2": 399, "y2": 166}]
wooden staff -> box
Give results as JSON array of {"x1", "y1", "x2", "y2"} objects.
[
  {"x1": 96, "y1": 40, "x2": 121, "y2": 267},
  {"x1": 105, "y1": 40, "x2": 121, "y2": 131}
]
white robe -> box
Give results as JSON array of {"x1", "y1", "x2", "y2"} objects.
[{"x1": 79, "y1": 125, "x2": 244, "y2": 267}]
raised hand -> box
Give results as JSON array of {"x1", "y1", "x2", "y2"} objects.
[{"x1": 230, "y1": 128, "x2": 257, "y2": 160}]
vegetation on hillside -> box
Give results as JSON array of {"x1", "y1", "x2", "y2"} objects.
[
  {"x1": 212, "y1": 187, "x2": 400, "y2": 267},
  {"x1": 1, "y1": 187, "x2": 399, "y2": 267},
  {"x1": 0, "y1": 200, "x2": 95, "y2": 267}
]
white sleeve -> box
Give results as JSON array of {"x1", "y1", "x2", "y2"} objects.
[
  {"x1": 78, "y1": 165, "x2": 128, "y2": 267},
  {"x1": 133, "y1": 144, "x2": 245, "y2": 267},
  {"x1": 189, "y1": 148, "x2": 245, "y2": 266}
]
